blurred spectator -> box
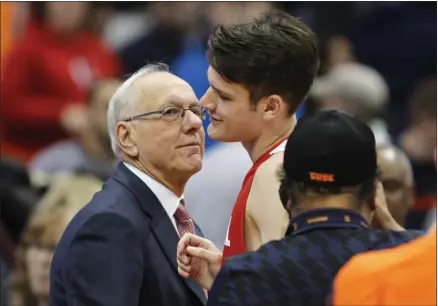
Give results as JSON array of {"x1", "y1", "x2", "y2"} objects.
[
  {"x1": 400, "y1": 79, "x2": 437, "y2": 229},
  {"x1": 376, "y1": 144, "x2": 414, "y2": 227},
  {"x1": 0, "y1": 158, "x2": 41, "y2": 306},
  {"x1": 0, "y1": 2, "x2": 16, "y2": 56},
  {"x1": 7, "y1": 175, "x2": 103, "y2": 306},
  {"x1": 101, "y1": 7, "x2": 153, "y2": 51},
  {"x1": 29, "y1": 78, "x2": 121, "y2": 184},
  {"x1": 0, "y1": 2, "x2": 28, "y2": 58},
  {"x1": 310, "y1": 62, "x2": 391, "y2": 145},
  {"x1": 283, "y1": 2, "x2": 355, "y2": 68},
  {"x1": 86, "y1": 3, "x2": 115, "y2": 36},
  {"x1": 120, "y1": 2, "x2": 201, "y2": 75},
  {"x1": 400, "y1": 79, "x2": 437, "y2": 163},
  {"x1": 324, "y1": 36, "x2": 355, "y2": 71},
  {"x1": 1, "y1": 2, "x2": 120, "y2": 163},
  {"x1": 343, "y1": 2, "x2": 437, "y2": 138},
  {"x1": 0, "y1": 159, "x2": 41, "y2": 265}
]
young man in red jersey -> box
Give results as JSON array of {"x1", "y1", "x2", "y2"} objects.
[
  {"x1": 177, "y1": 10, "x2": 319, "y2": 277},
  {"x1": 200, "y1": 11, "x2": 319, "y2": 260}
]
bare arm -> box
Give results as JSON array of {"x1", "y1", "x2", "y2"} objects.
[{"x1": 246, "y1": 153, "x2": 289, "y2": 250}]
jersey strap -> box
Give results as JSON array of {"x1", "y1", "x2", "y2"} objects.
[{"x1": 269, "y1": 138, "x2": 287, "y2": 155}]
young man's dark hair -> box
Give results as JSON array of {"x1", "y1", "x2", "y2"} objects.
[{"x1": 207, "y1": 11, "x2": 319, "y2": 114}]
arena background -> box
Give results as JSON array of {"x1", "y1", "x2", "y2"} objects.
[{"x1": 0, "y1": 2, "x2": 436, "y2": 306}]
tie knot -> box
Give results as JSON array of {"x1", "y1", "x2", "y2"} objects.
[{"x1": 174, "y1": 200, "x2": 191, "y2": 221}]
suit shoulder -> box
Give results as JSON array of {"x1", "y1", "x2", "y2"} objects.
[
  {"x1": 59, "y1": 210, "x2": 140, "y2": 249},
  {"x1": 83, "y1": 178, "x2": 149, "y2": 224},
  {"x1": 79, "y1": 211, "x2": 138, "y2": 232},
  {"x1": 60, "y1": 181, "x2": 148, "y2": 248},
  {"x1": 53, "y1": 210, "x2": 141, "y2": 267}
]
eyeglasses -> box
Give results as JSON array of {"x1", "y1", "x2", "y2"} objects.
[{"x1": 123, "y1": 105, "x2": 207, "y2": 123}]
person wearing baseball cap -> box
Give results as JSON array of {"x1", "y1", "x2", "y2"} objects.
[{"x1": 189, "y1": 110, "x2": 424, "y2": 306}]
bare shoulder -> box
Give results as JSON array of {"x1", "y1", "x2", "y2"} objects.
[
  {"x1": 245, "y1": 151, "x2": 289, "y2": 244},
  {"x1": 247, "y1": 152, "x2": 285, "y2": 211},
  {"x1": 253, "y1": 152, "x2": 284, "y2": 184},
  {"x1": 248, "y1": 152, "x2": 284, "y2": 201}
]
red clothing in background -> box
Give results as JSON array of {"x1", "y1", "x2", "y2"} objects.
[{"x1": 1, "y1": 23, "x2": 120, "y2": 163}]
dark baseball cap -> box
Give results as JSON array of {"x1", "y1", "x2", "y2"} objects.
[{"x1": 283, "y1": 109, "x2": 377, "y2": 187}]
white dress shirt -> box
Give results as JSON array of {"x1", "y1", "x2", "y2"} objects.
[{"x1": 124, "y1": 162, "x2": 182, "y2": 233}]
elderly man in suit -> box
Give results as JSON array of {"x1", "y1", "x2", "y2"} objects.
[{"x1": 49, "y1": 63, "x2": 207, "y2": 306}]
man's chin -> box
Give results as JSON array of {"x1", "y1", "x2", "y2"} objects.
[
  {"x1": 189, "y1": 159, "x2": 203, "y2": 173},
  {"x1": 179, "y1": 165, "x2": 202, "y2": 181},
  {"x1": 208, "y1": 134, "x2": 243, "y2": 143},
  {"x1": 179, "y1": 155, "x2": 202, "y2": 173},
  {"x1": 207, "y1": 126, "x2": 239, "y2": 143}
]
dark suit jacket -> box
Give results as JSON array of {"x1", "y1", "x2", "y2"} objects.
[{"x1": 49, "y1": 162, "x2": 207, "y2": 306}]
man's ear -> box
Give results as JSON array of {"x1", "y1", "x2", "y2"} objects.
[
  {"x1": 261, "y1": 94, "x2": 286, "y2": 121},
  {"x1": 116, "y1": 122, "x2": 139, "y2": 157}
]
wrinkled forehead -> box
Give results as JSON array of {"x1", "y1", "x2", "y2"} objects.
[{"x1": 132, "y1": 72, "x2": 199, "y2": 111}]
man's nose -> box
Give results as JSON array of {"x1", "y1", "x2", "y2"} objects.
[
  {"x1": 182, "y1": 110, "x2": 203, "y2": 134},
  {"x1": 200, "y1": 88, "x2": 215, "y2": 110}
]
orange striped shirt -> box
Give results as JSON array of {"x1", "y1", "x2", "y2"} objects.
[{"x1": 333, "y1": 228, "x2": 437, "y2": 306}]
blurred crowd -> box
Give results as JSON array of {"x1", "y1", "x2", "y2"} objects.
[{"x1": 0, "y1": 2, "x2": 436, "y2": 306}]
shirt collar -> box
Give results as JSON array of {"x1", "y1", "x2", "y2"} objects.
[
  {"x1": 123, "y1": 162, "x2": 182, "y2": 218},
  {"x1": 286, "y1": 208, "x2": 369, "y2": 236}
]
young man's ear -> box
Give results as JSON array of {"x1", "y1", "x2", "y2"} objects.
[{"x1": 262, "y1": 95, "x2": 286, "y2": 120}]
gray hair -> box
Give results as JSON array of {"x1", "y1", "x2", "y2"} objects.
[{"x1": 107, "y1": 63, "x2": 169, "y2": 156}]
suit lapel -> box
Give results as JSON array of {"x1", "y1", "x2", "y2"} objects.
[
  {"x1": 152, "y1": 218, "x2": 207, "y2": 304},
  {"x1": 194, "y1": 222, "x2": 203, "y2": 237},
  {"x1": 113, "y1": 162, "x2": 207, "y2": 305}
]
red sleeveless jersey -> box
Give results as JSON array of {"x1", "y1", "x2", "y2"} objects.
[{"x1": 222, "y1": 138, "x2": 288, "y2": 262}]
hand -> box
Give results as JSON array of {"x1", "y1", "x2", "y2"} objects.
[
  {"x1": 60, "y1": 103, "x2": 88, "y2": 135},
  {"x1": 372, "y1": 181, "x2": 404, "y2": 231},
  {"x1": 177, "y1": 233, "x2": 222, "y2": 290}
]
